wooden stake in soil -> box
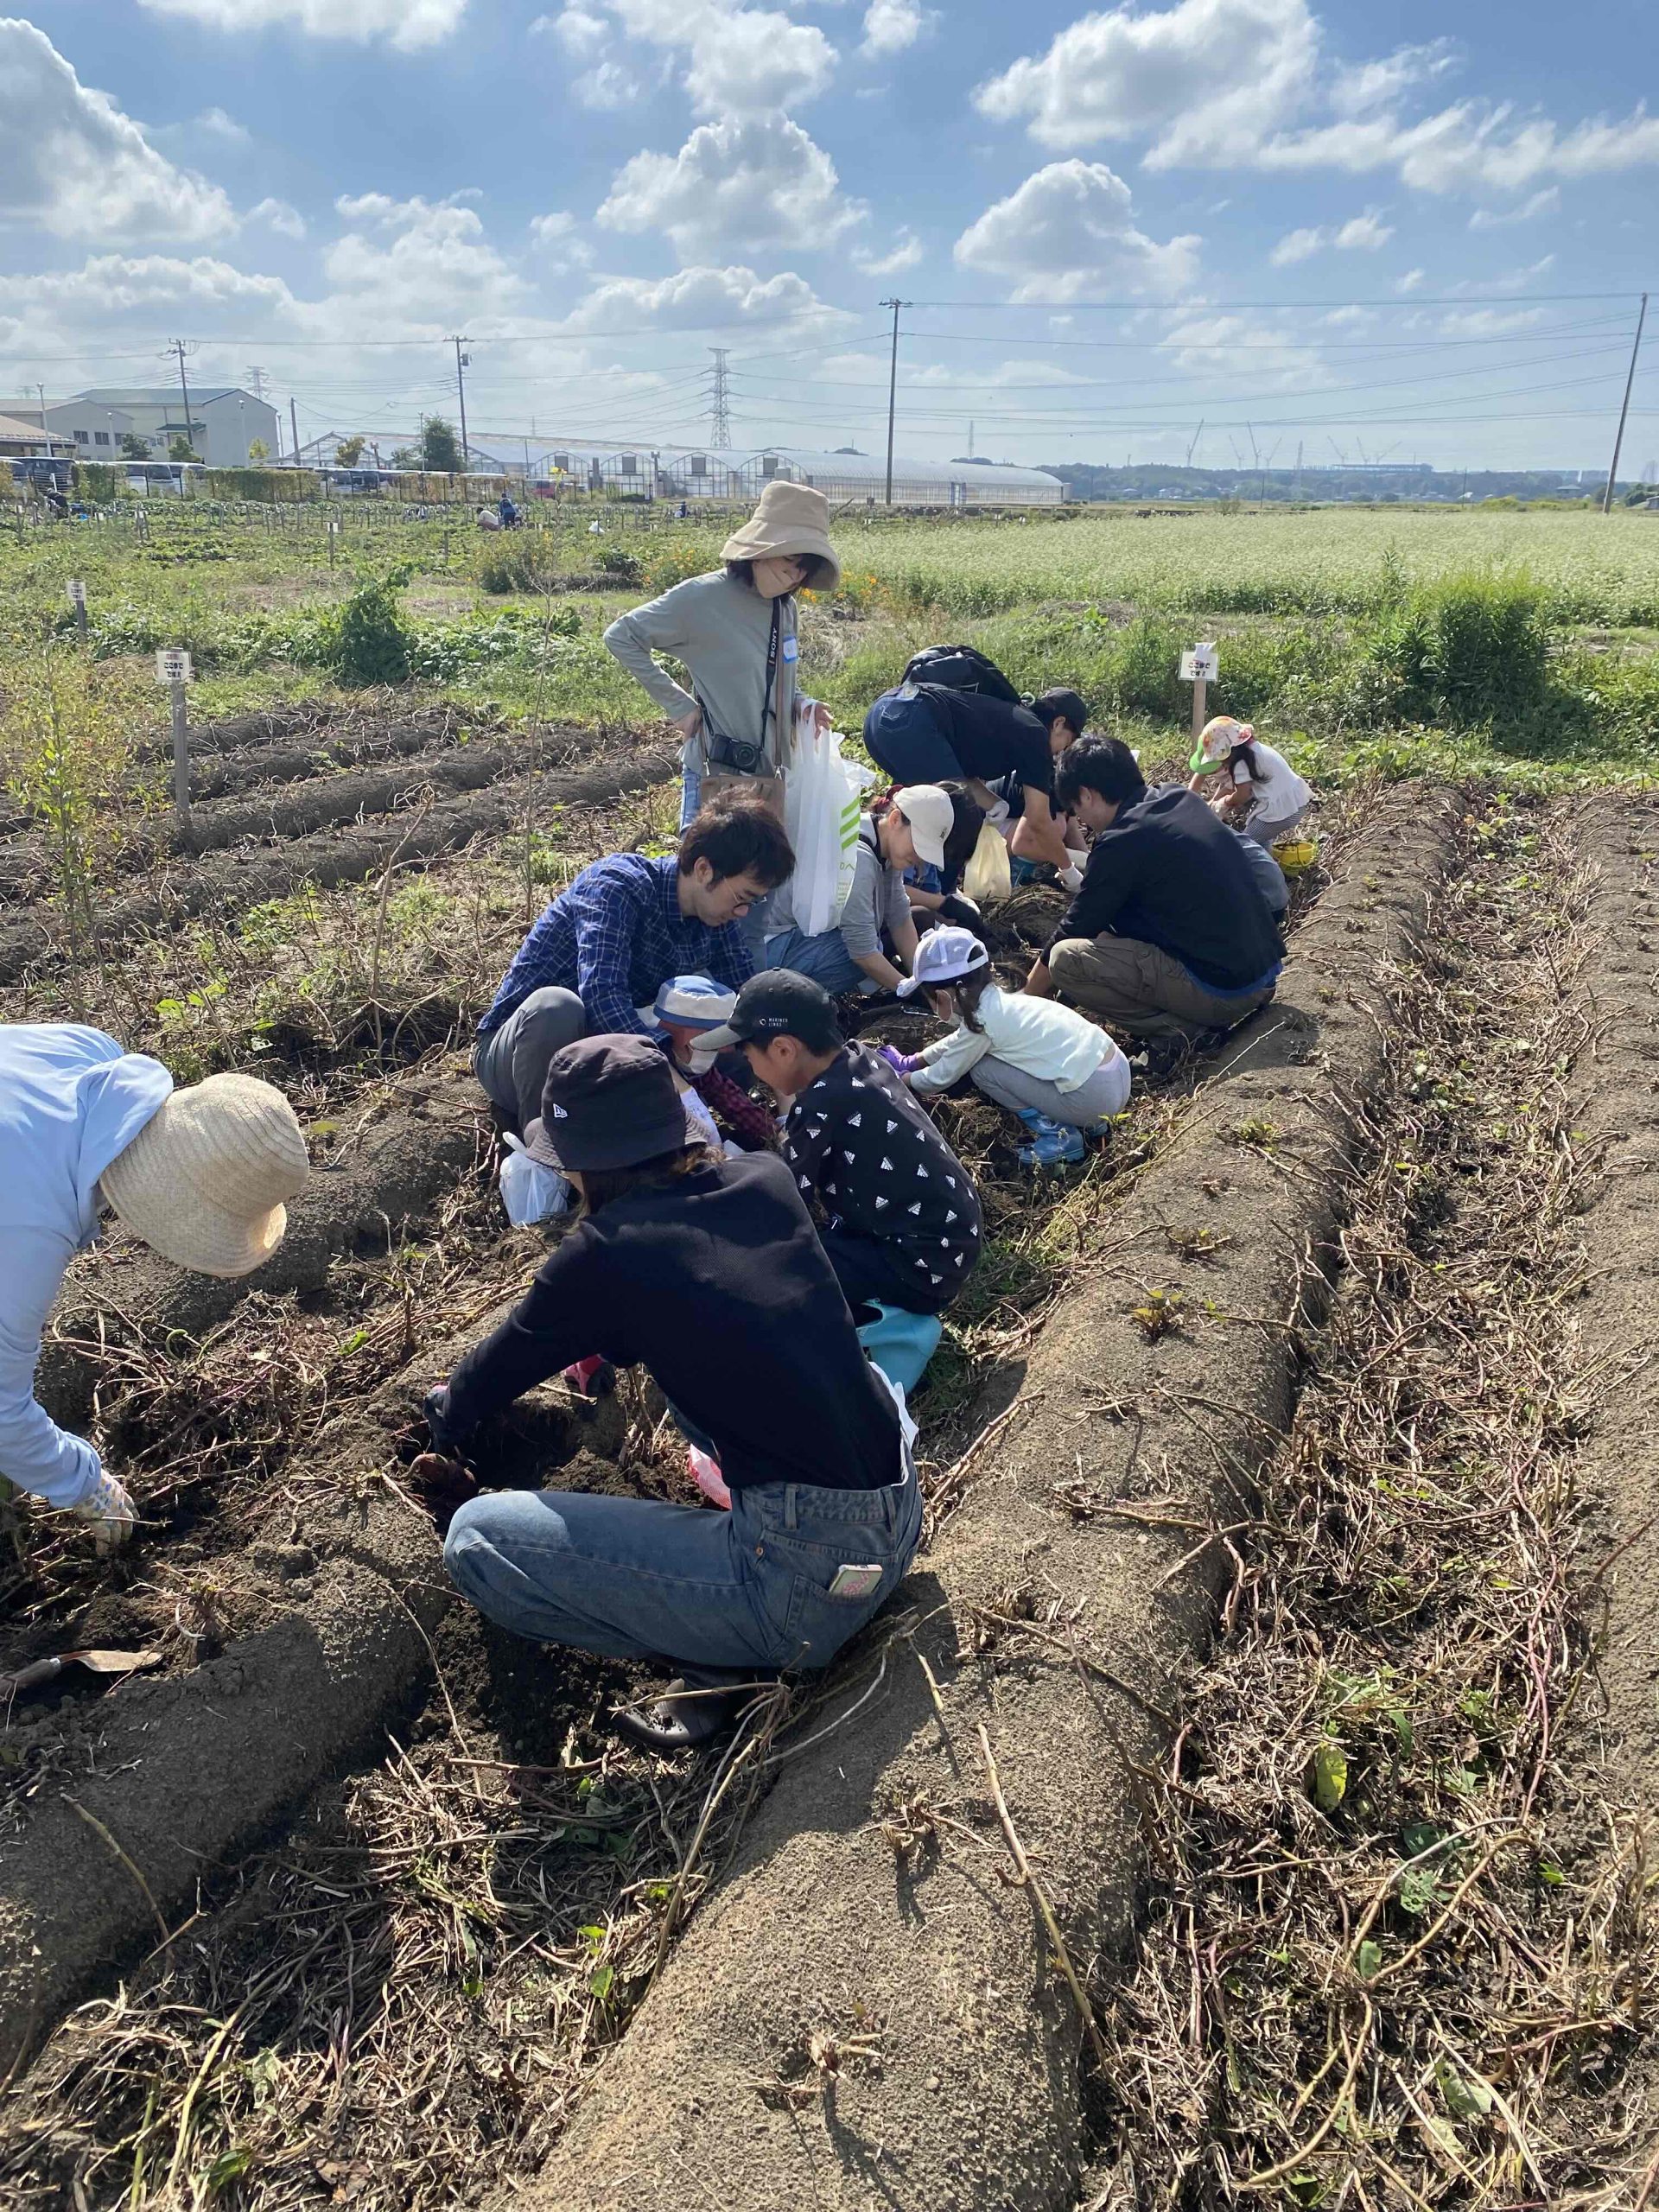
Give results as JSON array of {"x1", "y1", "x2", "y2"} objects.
[{"x1": 66, "y1": 577, "x2": 86, "y2": 645}]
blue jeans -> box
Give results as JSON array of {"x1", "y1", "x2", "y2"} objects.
[
  {"x1": 762, "y1": 923, "x2": 863, "y2": 996},
  {"x1": 443, "y1": 1462, "x2": 922, "y2": 1675}
]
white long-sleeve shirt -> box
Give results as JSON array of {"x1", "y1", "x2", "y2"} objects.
[
  {"x1": 909, "y1": 982, "x2": 1123, "y2": 1096},
  {"x1": 0, "y1": 1025, "x2": 173, "y2": 1507}
]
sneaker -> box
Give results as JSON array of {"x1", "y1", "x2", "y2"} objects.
[{"x1": 1016, "y1": 1111, "x2": 1085, "y2": 1168}]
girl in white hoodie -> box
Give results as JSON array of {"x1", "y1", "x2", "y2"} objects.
[{"x1": 880, "y1": 926, "x2": 1131, "y2": 1166}]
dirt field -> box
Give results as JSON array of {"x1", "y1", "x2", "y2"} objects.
[{"x1": 1, "y1": 717, "x2": 1655, "y2": 2210}]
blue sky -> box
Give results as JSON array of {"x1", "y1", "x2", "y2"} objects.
[{"x1": 1, "y1": 0, "x2": 1655, "y2": 471}]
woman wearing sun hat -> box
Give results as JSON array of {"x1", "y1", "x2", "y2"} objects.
[
  {"x1": 602, "y1": 480, "x2": 842, "y2": 833},
  {"x1": 425, "y1": 1032, "x2": 920, "y2": 1751},
  {"x1": 0, "y1": 1024, "x2": 309, "y2": 1553}
]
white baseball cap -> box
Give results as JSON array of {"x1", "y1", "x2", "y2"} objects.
[
  {"x1": 896, "y1": 924, "x2": 991, "y2": 998},
  {"x1": 890, "y1": 784, "x2": 954, "y2": 870}
]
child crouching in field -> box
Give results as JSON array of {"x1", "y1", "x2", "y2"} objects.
[{"x1": 881, "y1": 925, "x2": 1131, "y2": 1166}]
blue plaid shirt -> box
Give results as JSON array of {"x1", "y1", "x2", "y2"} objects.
[{"x1": 477, "y1": 853, "x2": 755, "y2": 1040}]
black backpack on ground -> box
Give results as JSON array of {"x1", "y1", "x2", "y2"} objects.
[{"x1": 902, "y1": 644, "x2": 1023, "y2": 704}]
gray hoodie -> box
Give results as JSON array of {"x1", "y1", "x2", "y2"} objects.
[{"x1": 603, "y1": 570, "x2": 799, "y2": 773}]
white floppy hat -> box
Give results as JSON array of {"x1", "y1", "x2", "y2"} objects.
[
  {"x1": 721, "y1": 480, "x2": 841, "y2": 591},
  {"x1": 100, "y1": 1072, "x2": 309, "y2": 1279},
  {"x1": 890, "y1": 783, "x2": 954, "y2": 870}
]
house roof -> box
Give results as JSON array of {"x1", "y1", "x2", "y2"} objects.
[
  {"x1": 0, "y1": 410, "x2": 64, "y2": 445},
  {"x1": 71, "y1": 387, "x2": 256, "y2": 408}
]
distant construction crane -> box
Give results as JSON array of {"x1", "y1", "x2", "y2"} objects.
[{"x1": 709, "y1": 349, "x2": 732, "y2": 448}]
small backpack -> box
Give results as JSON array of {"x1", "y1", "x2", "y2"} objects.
[{"x1": 902, "y1": 644, "x2": 1023, "y2": 704}]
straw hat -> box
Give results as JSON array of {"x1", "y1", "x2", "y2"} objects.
[
  {"x1": 721, "y1": 481, "x2": 841, "y2": 590},
  {"x1": 100, "y1": 1072, "x2": 309, "y2": 1279}
]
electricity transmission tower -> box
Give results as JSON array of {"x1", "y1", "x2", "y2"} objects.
[
  {"x1": 245, "y1": 365, "x2": 269, "y2": 402},
  {"x1": 709, "y1": 349, "x2": 732, "y2": 448}
]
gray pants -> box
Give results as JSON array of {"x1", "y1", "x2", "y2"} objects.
[
  {"x1": 1243, "y1": 802, "x2": 1308, "y2": 849},
  {"x1": 969, "y1": 1051, "x2": 1132, "y2": 1128},
  {"x1": 474, "y1": 986, "x2": 587, "y2": 1130}
]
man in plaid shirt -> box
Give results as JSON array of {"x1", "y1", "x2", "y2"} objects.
[{"x1": 475, "y1": 798, "x2": 794, "y2": 1133}]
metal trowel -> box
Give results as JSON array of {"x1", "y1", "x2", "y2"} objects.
[{"x1": 0, "y1": 1647, "x2": 163, "y2": 1700}]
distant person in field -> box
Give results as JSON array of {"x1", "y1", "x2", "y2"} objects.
[
  {"x1": 425, "y1": 1034, "x2": 921, "y2": 1751},
  {"x1": 863, "y1": 674, "x2": 1087, "y2": 879},
  {"x1": 602, "y1": 480, "x2": 840, "y2": 831},
  {"x1": 1188, "y1": 717, "x2": 1313, "y2": 848},
  {"x1": 498, "y1": 493, "x2": 519, "y2": 530},
  {"x1": 0, "y1": 1027, "x2": 308, "y2": 1554},
  {"x1": 1027, "y1": 738, "x2": 1284, "y2": 1058},
  {"x1": 474, "y1": 793, "x2": 793, "y2": 1135}
]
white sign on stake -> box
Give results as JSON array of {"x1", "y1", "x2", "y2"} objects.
[
  {"x1": 66, "y1": 579, "x2": 86, "y2": 607},
  {"x1": 1179, "y1": 641, "x2": 1219, "y2": 683},
  {"x1": 155, "y1": 648, "x2": 193, "y2": 686}
]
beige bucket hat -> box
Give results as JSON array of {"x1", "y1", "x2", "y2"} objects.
[
  {"x1": 100, "y1": 1072, "x2": 310, "y2": 1279},
  {"x1": 721, "y1": 480, "x2": 841, "y2": 590}
]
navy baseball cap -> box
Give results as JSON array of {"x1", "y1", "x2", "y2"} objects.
[{"x1": 699, "y1": 969, "x2": 842, "y2": 1054}]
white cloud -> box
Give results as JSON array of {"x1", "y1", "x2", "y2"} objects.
[
  {"x1": 852, "y1": 226, "x2": 924, "y2": 275},
  {"x1": 532, "y1": 5, "x2": 608, "y2": 51},
  {"x1": 323, "y1": 193, "x2": 529, "y2": 325},
  {"x1": 599, "y1": 117, "x2": 864, "y2": 259},
  {"x1": 1270, "y1": 206, "x2": 1393, "y2": 262},
  {"x1": 1261, "y1": 100, "x2": 1659, "y2": 194},
  {"x1": 575, "y1": 60, "x2": 641, "y2": 107},
  {"x1": 1329, "y1": 41, "x2": 1455, "y2": 118},
  {"x1": 0, "y1": 21, "x2": 237, "y2": 241},
  {"x1": 861, "y1": 0, "x2": 931, "y2": 57},
  {"x1": 137, "y1": 0, "x2": 469, "y2": 47},
  {"x1": 562, "y1": 264, "x2": 855, "y2": 340},
  {"x1": 600, "y1": 0, "x2": 836, "y2": 113},
  {"x1": 1163, "y1": 310, "x2": 1331, "y2": 390},
  {"x1": 954, "y1": 161, "x2": 1199, "y2": 301},
  {"x1": 976, "y1": 0, "x2": 1319, "y2": 164},
  {"x1": 250, "y1": 195, "x2": 307, "y2": 238},
  {"x1": 1468, "y1": 186, "x2": 1560, "y2": 229},
  {"x1": 1396, "y1": 267, "x2": 1424, "y2": 291},
  {"x1": 528, "y1": 211, "x2": 594, "y2": 268},
  {"x1": 194, "y1": 105, "x2": 252, "y2": 142}
]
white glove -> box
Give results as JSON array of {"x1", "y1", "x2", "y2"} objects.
[
  {"x1": 1065, "y1": 847, "x2": 1089, "y2": 871},
  {"x1": 984, "y1": 798, "x2": 1010, "y2": 828},
  {"x1": 71, "y1": 1468, "x2": 137, "y2": 1555},
  {"x1": 1058, "y1": 865, "x2": 1084, "y2": 892}
]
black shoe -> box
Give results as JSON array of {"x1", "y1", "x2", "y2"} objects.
[{"x1": 611, "y1": 1668, "x2": 779, "y2": 1751}]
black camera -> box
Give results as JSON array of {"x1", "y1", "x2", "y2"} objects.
[{"x1": 708, "y1": 734, "x2": 766, "y2": 775}]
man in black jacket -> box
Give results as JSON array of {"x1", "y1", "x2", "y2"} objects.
[
  {"x1": 1025, "y1": 738, "x2": 1284, "y2": 1042},
  {"x1": 863, "y1": 681, "x2": 1085, "y2": 875}
]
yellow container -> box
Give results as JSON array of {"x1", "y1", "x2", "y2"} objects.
[{"x1": 1271, "y1": 835, "x2": 1319, "y2": 876}]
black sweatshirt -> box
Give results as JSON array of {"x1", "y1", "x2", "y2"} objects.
[
  {"x1": 1044, "y1": 785, "x2": 1286, "y2": 990},
  {"x1": 442, "y1": 1152, "x2": 902, "y2": 1493},
  {"x1": 782, "y1": 1046, "x2": 982, "y2": 1313}
]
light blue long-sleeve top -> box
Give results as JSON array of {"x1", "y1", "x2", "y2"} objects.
[{"x1": 0, "y1": 1024, "x2": 173, "y2": 1508}]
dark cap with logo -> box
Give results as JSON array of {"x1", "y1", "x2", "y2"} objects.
[
  {"x1": 525, "y1": 1033, "x2": 690, "y2": 1172},
  {"x1": 699, "y1": 969, "x2": 843, "y2": 1056}
]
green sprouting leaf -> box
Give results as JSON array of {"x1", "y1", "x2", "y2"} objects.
[
  {"x1": 206, "y1": 2148, "x2": 253, "y2": 2192},
  {"x1": 1313, "y1": 1741, "x2": 1348, "y2": 1811},
  {"x1": 335, "y1": 1328, "x2": 367, "y2": 1356},
  {"x1": 1400, "y1": 1821, "x2": 1442, "y2": 1859},
  {"x1": 1398, "y1": 1864, "x2": 1442, "y2": 1916},
  {"x1": 1540, "y1": 1862, "x2": 1566, "y2": 1886},
  {"x1": 1355, "y1": 1939, "x2": 1382, "y2": 1980},
  {"x1": 1388, "y1": 1708, "x2": 1414, "y2": 1754},
  {"x1": 588, "y1": 1964, "x2": 614, "y2": 2001},
  {"x1": 1435, "y1": 2058, "x2": 1493, "y2": 2120}
]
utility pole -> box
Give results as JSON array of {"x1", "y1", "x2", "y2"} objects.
[
  {"x1": 709, "y1": 348, "x2": 731, "y2": 448},
  {"x1": 880, "y1": 297, "x2": 909, "y2": 505},
  {"x1": 168, "y1": 339, "x2": 195, "y2": 461},
  {"x1": 450, "y1": 337, "x2": 472, "y2": 470},
  {"x1": 289, "y1": 395, "x2": 301, "y2": 468},
  {"x1": 1602, "y1": 291, "x2": 1648, "y2": 514}
]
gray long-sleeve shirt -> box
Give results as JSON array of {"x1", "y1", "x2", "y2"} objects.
[{"x1": 602, "y1": 570, "x2": 798, "y2": 771}]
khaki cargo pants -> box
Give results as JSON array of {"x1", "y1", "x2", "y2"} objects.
[{"x1": 1048, "y1": 934, "x2": 1276, "y2": 1041}]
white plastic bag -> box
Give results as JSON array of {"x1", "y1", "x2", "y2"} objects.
[
  {"x1": 783, "y1": 713, "x2": 861, "y2": 938},
  {"x1": 963, "y1": 817, "x2": 1014, "y2": 906},
  {"x1": 499, "y1": 1132, "x2": 572, "y2": 1227}
]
